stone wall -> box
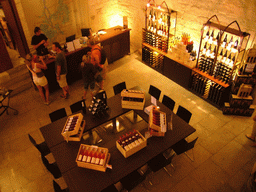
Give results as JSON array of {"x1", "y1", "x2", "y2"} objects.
[{"x1": 15, "y1": 0, "x2": 256, "y2": 54}]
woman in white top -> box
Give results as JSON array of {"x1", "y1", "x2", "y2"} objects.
[{"x1": 26, "y1": 54, "x2": 50, "y2": 105}]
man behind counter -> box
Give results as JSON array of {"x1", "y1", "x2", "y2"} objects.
[{"x1": 31, "y1": 27, "x2": 49, "y2": 56}]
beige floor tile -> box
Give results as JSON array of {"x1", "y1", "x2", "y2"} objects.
[
  {"x1": 170, "y1": 175, "x2": 205, "y2": 192},
  {"x1": 198, "y1": 113, "x2": 227, "y2": 131},
  {"x1": 190, "y1": 158, "x2": 231, "y2": 191},
  {"x1": 211, "y1": 140, "x2": 254, "y2": 176},
  {"x1": 223, "y1": 117, "x2": 252, "y2": 136},
  {"x1": 199, "y1": 127, "x2": 236, "y2": 154},
  {"x1": 228, "y1": 167, "x2": 250, "y2": 191}
]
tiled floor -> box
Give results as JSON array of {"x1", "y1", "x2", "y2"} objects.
[{"x1": 0, "y1": 52, "x2": 255, "y2": 192}]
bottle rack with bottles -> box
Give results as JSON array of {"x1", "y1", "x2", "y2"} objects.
[
  {"x1": 191, "y1": 15, "x2": 250, "y2": 107},
  {"x1": 142, "y1": 1, "x2": 177, "y2": 71}
]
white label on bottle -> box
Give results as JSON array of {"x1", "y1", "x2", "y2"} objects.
[
  {"x1": 82, "y1": 155, "x2": 87, "y2": 162},
  {"x1": 134, "y1": 140, "x2": 140, "y2": 146},
  {"x1": 138, "y1": 138, "x2": 143, "y2": 144},
  {"x1": 95, "y1": 158, "x2": 100, "y2": 165},
  {"x1": 78, "y1": 155, "x2": 82, "y2": 161},
  {"x1": 86, "y1": 156, "x2": 91, "y2": 163},
  {"x1": 91, "y1": 157, "x2": 96, "y2": 164},
  {"x1": 99, "y1": 159, "x2": 104, "y2": 166}
]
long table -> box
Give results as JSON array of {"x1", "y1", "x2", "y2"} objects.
[{"x1": 40, "y1": 88, "x2": 196, "y2": 191}]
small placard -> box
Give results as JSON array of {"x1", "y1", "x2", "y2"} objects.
[
  {"x1": 66, "y1": 42, "x2": 75, "y2": 52},
  {"x1": 151, "y1": 96, "x2": 157, "y2": 106}
]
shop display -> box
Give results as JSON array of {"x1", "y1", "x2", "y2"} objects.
[
  {"x1": 61, "y1": 113, "x2": 85, "y2": 142},
  {"x1": 191, "y1": 15, "x2": 250, "y2": 107},
  {"x1": 76, "y1": 144, "x2": 111, "y2": 172},
  {"x1": 88, "y1": 96, "x2": 109, "y2": 117},
  {"x1": 148, "y1": 106, "x2": 166, "y2": 136},
  {"x1": 142, "y1": 1, "x2": 177, "y2": 70},
  {"x1": 121, "y1": 89, "x2": 145, "y2": 110},
  {"x1": 116, "y1": 130, "x2": 147, "y2": 158},
  {"x1": 222, "y1": 72, "x2": 256, "y2": 116}
]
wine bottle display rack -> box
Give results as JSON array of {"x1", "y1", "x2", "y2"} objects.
[
  {"x1": 142, "y1": 1, "x2": 177, "y2": 71},
  {"x1": 195, "y1": 15, "x2": 250, "y2": 86},
  {"x1": 191, "y1": 73, "x2": 225, "y2": 106},
  {"x1": 142, "y1": 46, "x2": 164, "y2": 70}
]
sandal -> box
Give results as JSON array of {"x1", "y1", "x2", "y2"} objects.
[
  {"x1": 245, "y1": 134, "x2": 255, "y2": 142},
  {"x1": 60, "y1": 94, "x2": 68, "y2": 99}
]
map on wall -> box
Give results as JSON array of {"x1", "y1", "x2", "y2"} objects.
[{"x1": 38, "y1": 0, "x2": 70, "y2": 41}]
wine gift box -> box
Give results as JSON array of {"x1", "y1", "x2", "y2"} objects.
[
  {"x1": 76, "y1": 144, "x2": 110, "y2": 172},
  {"x1": 149, "y1": 107, "x2": 167, "y2": 133},
  {"x1": 121, "y1": 89, "x2": 145, "y2": 110},
  {"x1": 62, "y1": 113, "x2": 84, "y2": 136},
  {"x1": 116, "y1": 131, "x2": 147, "y2": 158}
]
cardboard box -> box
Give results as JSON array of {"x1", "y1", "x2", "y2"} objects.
[
  {"x1": 116, "y1": 131, "x2": 147, "y2": 158},
  {"x1": 121, "y1": 89, "x2": 145, "y2": 110},
  {"x1": 76, "y1": 144, "x2": 110, "y2": 172}
]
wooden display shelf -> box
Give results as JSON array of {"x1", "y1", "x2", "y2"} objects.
[
  {"x1": 206, "y1": 22, "x2": 250, "y2": 37},
  {"x1": 142, "y1": 42, "x2": 168, "y2": 55},
  {"x1": 192, "y1": 68, "x2": 229, "y2": 88}
]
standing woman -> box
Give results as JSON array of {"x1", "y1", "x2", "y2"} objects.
[{"x1": 25, "y1": 54, "x2": 50, "y2": 105}]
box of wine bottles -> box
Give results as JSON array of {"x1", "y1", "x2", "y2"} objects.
[
  {"x1": 76, "y1": 144, "x2": 110, "y2": 172},
  {"x1": 121, "y1": 89, "x2": 145, "y2": 110},
  {"x1": 148, "y1": 107, "x2": 166, "y2": 136},
  {"x1": 116, "y1": 130, "x2": 147, "y2": 158},
  {"x1": 61, "y1": 113, "x2": 84, "y2": 140}
]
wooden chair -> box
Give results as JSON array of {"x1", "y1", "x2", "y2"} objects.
[
  {"x1": 172, "y1": 137, "x2": 198, "y2": 162},
  {"x1": 41, "y1": 155, "x2": 62, "y2": 179},
  {"x1": 28, "y1": 134, "x2": 51, "y2": 156},
  {"x1": 53, "y1": 180, "x2": 69, "y2": 192},
  {"x1": 148, "y1": 85, "x2": 161, "y2": 100},
  {"x1": 176, "y1": 105, "x2": 192, "y2": 123},
  {"x1": 162, "y1": 95, "x2": 175, "y2": 111},
  {"x1": 70, "y1": 100, "x2": 86, "y2": 114},
  {"x1": 113, "y1": 82, "x2": 126, "y2": 95},
  {"x1": 49, "y1": 108, "x2": 67, "y2": 123}
]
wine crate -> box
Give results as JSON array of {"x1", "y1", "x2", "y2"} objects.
[
  {"x1": 62, "y1": 120, "x2": 85, "y2": 142},
  {"x1": 61, "y1": 113, "x2": 84, "y2": 137},
  {"x1": 223, "y1": 102, "x2": 255, "y2": 116},
  {"x1": 230, "y1": 94, "x2": 253, "y2": 108},
  {"x1": 116, "y1": 131, "x2": 147, "y2": 158},
  {"x1": 76, "y1": 144, "x2": 110, "y2": 172},
  {"x1": 121, "y1": 89, "x2": 145, "y2": 110},
  {"x1": 149, "y1": 107, "x2": 167, "y2": 133}
]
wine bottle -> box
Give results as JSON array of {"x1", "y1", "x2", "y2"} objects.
[
  {"x1": 222, "y1": 50, "x2": 228, "y2": 62},
  {"x1": 228, "y1": 36, "x2": 233, "y2": 46},
  {"x1": 205, "y1": 30, "x2": 210, "y2": 40},
  {"x1": 209, "y1": 30, "x2": 214, "y2": 43},
  {"x1": 149, "y1": 9, "x2": 152, "y2": 20},
  {"x1": 86, "y1": 149, "x2": 92, "y2": 163},
  {"x1": 147, "y1": 20, "x2": 151, "y2": 31},
  {"x1": 82, "y1": 101, "x2": 86, "y2": 114},
  {"x1": 82, "y1": 148, "x2": 88, "y2": 162},
  {"x1": 222, "y1": 34, "x2": 227, "y2": 47},
  {"x1": 153, "y1": 11, "x2": 156, "y2": 22},
  {"x1": 91, "y1": 149, "x2": 96, "y2": 164},
  {"x1": 94, "y1": 151, "x2": 100, "y2": 165},
  {"x1": 216, "y1": 32, "x2": 220, "y2": 41},
  {"x1": 234, "y1": 38, "x2": 239, "y2": 49},
  {"x1": 226, "y1": 53, "x2": 232, "y2": 64},
  {"x1": 99, "y1": 151, "x2": 105, "y2": 166},
  {"x1": 77, "y1": 146, "x2": 85, "y2": 161},
  {"x1": 202, "y1": 42, "x2": 207, "y2": 54}
]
